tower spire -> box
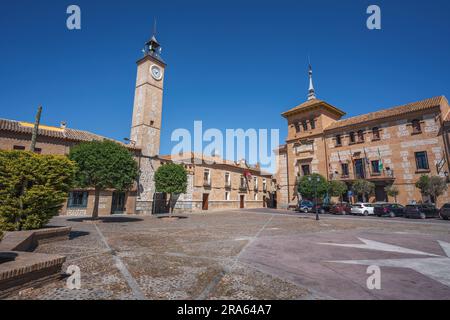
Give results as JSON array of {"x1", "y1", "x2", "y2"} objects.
[
  {"x1": 142, "y1": 19, "x2": 164, "y2": 63},
  {"x1": 307, "y1": 63, "x2": 316, "y2": 101}
]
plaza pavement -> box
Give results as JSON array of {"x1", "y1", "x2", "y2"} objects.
[{"x1": 7, "y1": 209, "x2": 450, "y2": 300}]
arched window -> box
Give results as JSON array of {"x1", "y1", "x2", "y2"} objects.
[
  {"x1": 335, "y1": 134, "x2": 342, "y2": 146},
  {"x1": 349, "y1": 132, "x2": 356, "y2": 144},
  {"x1": 412, "y1": 119, "x2": 422, "y2": 134},
  {"x1": 372, "y1": 127, "x2": 380, "y2": 140},
  {"x1": 310, "y1": 119, "x2": 316, "y2": 129},
  {"x1": 302, "y1": 121, "x2": 308, "y2": 131},
  {"x1": 357, "y1": 130, "x2": 365, "y2": 142}
]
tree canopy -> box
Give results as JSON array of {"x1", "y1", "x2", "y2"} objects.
[
  {"x1": 0, "y1": 151, "x2": 76, "y2": 231},
  {"x1": 297, "y1": 173, "x2": 328, "y2": 201},
  {"x1": 415, "y1": 175, "x2": 447, "y2": 203},
  {"x1": 154, "y1": 163, "x2": 188, "y2": 214},
  {"x1": 352, "y1": 179, "x2": 375, "y2": 202},
  {"x1": 69, "y1": 141, "x2": 139, "y2": 218}
]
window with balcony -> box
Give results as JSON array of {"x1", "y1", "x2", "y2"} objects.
[
  {"x1": 253, "y1": 177, "x2": 258, "y2": 191},
  {"x1": 294, "y1": 122, "x2": 301, "y2": 133},
  {"x1": 263, "y1": 179, "x2": 267, "y2": 192},
  {"x1": 225, "y1": 191, "x2": 230, "y2": 201},
  {"x1": 335, "y1": 135, "x2": 342, "y2": 147},
  {"x1": 310, "y1": 119, "x2": 316, "y2": 129},
  {"x1": 341, "y1": 163, "x2": 349, "y2": 177},
  {"x1": 203, "y1": 169, "x2": 211, "y2": 187},
  {"x1": 415, "y1": 151, "x2": 429, "y2": 171},
  {"x1": 412, "y1": 119, "x2": 422, "y2": 134},
  {"x1": 349, "y1": 132, "x2": 356, "y2": 144},
  {"x1": 240, "y1": 176, "x2": 247, "y2": 190},
  {"x1": 225, "y1": 172, "x2": 231, "y2": 188},
  {"x1": 68, "y1": 191, "x2": 88, "y2": 208},
  {"x1": 372, "y1": 127, "x2": 380, "y2": 141},
  {"x1": 371, "y1": 160, "x2": 381, "y2": 174}
]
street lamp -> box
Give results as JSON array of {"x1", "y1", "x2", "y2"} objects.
[{"x1": 308, "y1": 176, "x2": 321, "y2": 221}]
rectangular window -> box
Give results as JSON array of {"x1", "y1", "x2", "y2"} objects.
[
  {"x1": 372, "y1": 127, "x2": 380, "y2": 140},
  {"x1": 225, "y1": 192, "x2": 230, "y2": 201},
  {"x1": 68, "y1": 191, "x2": 88, "y2": 208},
  {"x1": 294, "y1": 123, "x2": 301, "y2": 133},
  {"x1": 240, "y1": 176, "x2": 246, "y2": 189},
  {"x1": 341, "y1": 163, "x2": 349, "y2": 177},
  {"x1": 415, "y1": 151, "x2": 429, "y2": 170},
  {"x1": 301, "y1": 164, "x2": 311, "y2": 176},
  {"x1": 254, "y1": 193, "x2": 258, "y2": 201},
  {"x1": 13, "y1": 145, "x2": 25, "y2": 151},
  {"x1": 203, "y1": 169, "x2": 211, "y2": 186},
  {"x1": 263, "y1": 179, "x2": 267, "y2": 192},
  {"x1": 34, "y1": 148, "x2": 42, "y2": 154},
  {"x1": 371, "y1": 160, "x2": 381, "y2": 174},
  {"x1": 357, "y1": 130, "x2": 365, "y2": 142},
  {"x1": 335, "y1": 135, "x2": 342, "y2": 146},
  {"x1": 310, "y1": 119, "x2": 316, "y2": 129},
  {"x1": 253, "y1": 177, "x2": 258, "y2": 190}
]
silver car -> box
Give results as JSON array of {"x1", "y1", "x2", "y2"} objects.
[{"x1": 351, "y1": 203, "x2": 375, "y2": 216}]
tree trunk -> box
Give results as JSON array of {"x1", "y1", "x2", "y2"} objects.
[
  {"x1": 92, "y1": 187, "x2": 101, "y2": 220},
  {"x1": 30, "y1": 106, "x2": 42, "y2": 152},
  {"x1": 168, "y1": 193, "x2": 173, "y2": 217}
]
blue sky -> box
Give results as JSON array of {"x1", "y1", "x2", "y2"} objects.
[{"x1": 1, "y1": 0, "x2": 449, "y2": 166}]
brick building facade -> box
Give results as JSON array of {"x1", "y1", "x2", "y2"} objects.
[
  {"x1": 0, "y1": 33, "x2": 274, "y2": 216},
  {"x1": 276, "y1": 66, "x2": 450, "y2": 209}
]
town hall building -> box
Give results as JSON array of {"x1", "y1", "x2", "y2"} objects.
[{"x1": 276, "y1": 66, "x2": 450, "y2": 209}]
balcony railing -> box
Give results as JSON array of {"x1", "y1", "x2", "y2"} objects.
[
  {"x1": 225, "y1": 181, "x2": 231, "y2": 188},
  {"x1": 332, "y1": 169, "x2": 395, "y2": 181},
  {"x1": 203, "y1": 179, "x2": 211, "y2": 187}
]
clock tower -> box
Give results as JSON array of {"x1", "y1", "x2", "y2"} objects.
[{"x1": 130, "y1": 34, "x2": 166, "y2": 157}]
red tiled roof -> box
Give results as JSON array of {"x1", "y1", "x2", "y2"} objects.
[
  {"x1": 0, "y1": 118, "x2": 139, "y2": 150},
  {"x1": 324, "y1": 96, "x2": 446, "y2": 131},
  {"x1": 281, "y1": 99, "x2": 346, "y2": 118}
]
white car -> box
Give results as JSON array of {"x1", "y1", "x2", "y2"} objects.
[{"x1": 351, "y1": 203, "x2": 375, "y2": 216}]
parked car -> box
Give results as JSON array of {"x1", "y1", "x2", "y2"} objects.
[
  {"x1": 312, "y1": 203, "x2": 332, "y2": 214},
  {"x1": 330, "y1": 203, "x2": 352, "y2": 215},
  {"x1": 298, "y1": 200, "x2": 315, "y2": 213},
  {"x1": 404, "y1": 204, "x2": 439, "y2": 219},
  {"x1": 350, "y1": 203, "x2": 375, "y2": 216},
  {"x1": 439, "y1": 203, "x2": 450, "y2": 220},
  {"x1": 374, "y1": 203, "x2": 405, "y2": 218}
]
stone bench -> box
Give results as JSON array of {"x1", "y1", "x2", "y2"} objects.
[{"x1": 0, "y1": 226, "x2": 71, "y2": 298}]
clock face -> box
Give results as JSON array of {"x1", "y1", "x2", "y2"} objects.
[{"x1": 150, "y1": 65, "x2": 162, "y2": 81}]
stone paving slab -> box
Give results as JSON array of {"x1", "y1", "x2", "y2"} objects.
[{"x1": 7, "y1": 209, "x2": 450, "y2": 300}]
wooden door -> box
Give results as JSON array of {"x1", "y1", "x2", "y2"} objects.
[
  {"x1": 240, "y1": 195, "x2": 245, "y2": 209},
  {"x1": 202, "y1": 194, "x2": 209, "y2": 211}
]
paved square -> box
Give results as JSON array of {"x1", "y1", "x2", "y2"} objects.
[{"x1": 8, "y1": 209, "x2": 450, "y2": 300}]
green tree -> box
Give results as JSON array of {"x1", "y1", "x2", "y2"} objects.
[
  {"x1": 0, "y1": 151, "x2": 76, "y2": 231},
  {"x1": 385, "y1": 185, "x2": 400, "y2": 203},
  {"x1": 328, "y1": 180, "x2": 348, "y2": 203},
  {"x1": 154, "y1": 163, "x2": 188, "y2": 215},
  {"x1": 297, "y1": 174, "x2": 329, "y2": 202},
  {"x1": 69, "y1": 141, "x2": 139, "y2": 219},
  {"x1": 415, "y1": 175, "x2": 447, "y2": 204},
  {"x1": 352, "y1": 179, "x2": 375, "y2": 202}
]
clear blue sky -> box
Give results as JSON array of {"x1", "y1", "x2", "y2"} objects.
[{"x1": 1, "y1": 0, "x2": 449, "y2": 161}]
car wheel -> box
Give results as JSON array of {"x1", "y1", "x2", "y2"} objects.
[
  {"x1": 303, "y1": 208, "x2": 309, "y2": 213},
  {"x1": 320, "y1": 209, "x2": 325, "y2": 214},
  {"x1": 363, "y1": 211, "x2": 369, "y2": 216},
  {"x1": 420, "y1": 212, "x2": 426, "y2": 220},
  {"x1": 389, "y1": 212, "x2": 395, "y2": 218}
]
